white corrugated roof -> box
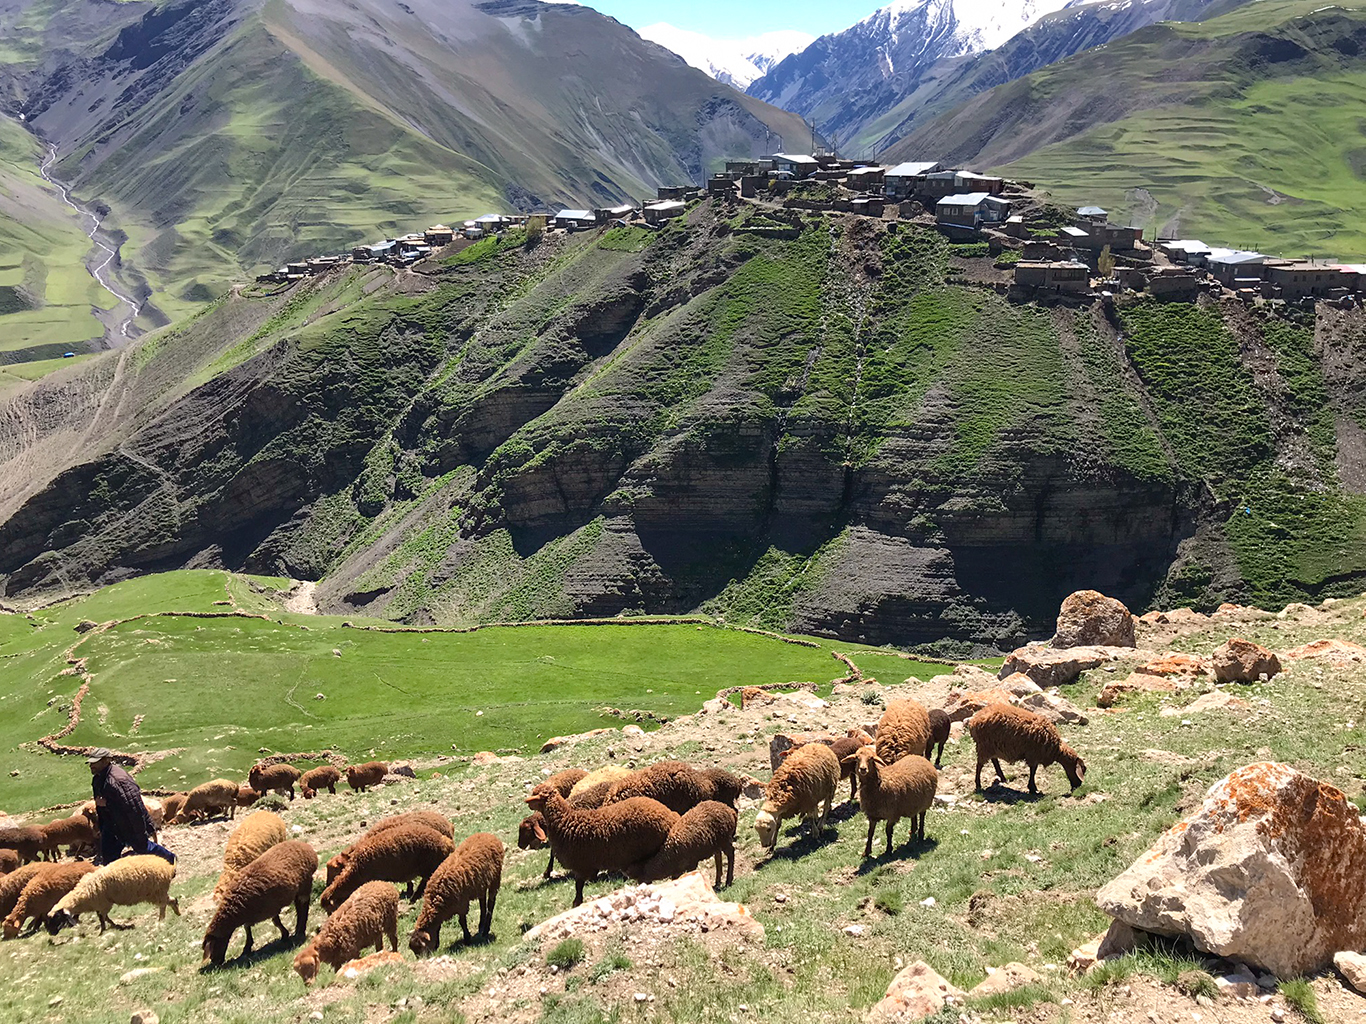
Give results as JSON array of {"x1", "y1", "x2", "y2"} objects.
[
  {"x1": 886, "y1": 161, "x2": 940, "y2": 177},
  {"x1": 938, "y1": 192, "x2": 993, "y2": 205},
  {"x1": 555, "y1": 209, "x2": 594, "y2": 219}
]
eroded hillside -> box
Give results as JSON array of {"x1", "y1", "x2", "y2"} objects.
[{"x1": 2, "y1": 207, "x2": 1364, "y2": 647}]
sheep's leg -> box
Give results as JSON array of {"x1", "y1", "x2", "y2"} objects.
[
  {"x1": 934, "y1": 743, "x2": 944, "y2": 769},
  {"x1": 272, "y1": 913, "x2": 290, "y2": 941},
  {"x1": 476, "y1": 895, "x2": 488, "y2": 937},
  {"x1": 485, "y1": 887, "x2": 498, "y2": 935},
  {"x1": 885, "y1": 818, "x2": 895, "y2": 855},
  {"x1": 712, "y1": 852, "x2": 722, "y2": 889},
  {"x1": 404, "y1": 880, "x2": 415, "y2": 900},
  {"x1": 725, "y1": 842, "x2": 735, "y2": 887},
  {"x1": 293, "y1": 889, "x2": 310, "y2": 938},
  {"x1": 1028, "y1": 764, "x2": 1039, "y2": 795},
  {"x1": 168, "y1": 896, "x2": 181, "y2": 917},
  {"x1": 848, "y1": 775, "x2": 857, "y2": 803},
  {"x1": 863, "y1": 818, "x2": 876, "y2": 859},
  {"x1": 459, "y1": 910, "x2": 472, "y2": 944},
  {"x1": 573, "y1": 878, "x2": 586, "y2": 908},
  {"x1": 97, "y1": 912, "x2": 110, "y2": 934},
  {"x1": 974, "y1": 754, "x2": 985, "y2": 791},
  {"x1": 543, "y1": 849, "x2": 555, "y2": 880},
  {"x1": 414, "y1": 873, "x2": 429, "y2": 900},
  {"x1": 918, "y1": 811, "x2": 927, "y2": 842},
  {"x1": 242, "y1": 925, "x2": 254, "y2": 956},
  {"x1": 992, "y1": 758, "x2": 1006, "y2": 783}
]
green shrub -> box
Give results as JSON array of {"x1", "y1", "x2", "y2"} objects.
[
  {"x1": 547, "y1": 938, "x2": 586, "y2": 970},
  {"x1": 1279, "y1": 978, "x2": 1324, "y2": 1023}
]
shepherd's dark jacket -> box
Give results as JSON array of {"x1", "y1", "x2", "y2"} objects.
[{"x1": 91, "y1": 763, "x2": 154, "y2": 844}]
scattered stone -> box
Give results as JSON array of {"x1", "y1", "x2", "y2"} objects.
[
  {"x1": 130, "y1": 1013, "x2": 159, "y2": 1024},
  {"x1": 340, "y1": 951, "x2": 403, "y2": 980},
  {"x1": 844, "y1": 925, "x2": 868, "y2": 937},
  {"x1": 1097, "y1": 919, "x2": 1138, "y2": 959},
  {"x1": 941, "y1": 688, "x2": 1015, "y2": 723},
  {"x1": 1161, "y1": 690, "x2": 1251, "y2": 716},
  {"x1": 75, "y1": 620, "x2": 98, "y2": 634},
  {"x1": 1099, "y1": 673, "x2": 1177, "y2": 708},
  {"x1": 49, "y1": 997, "x2": 63, "y2": 1008},
  {"x1": 472, "y1": 752, "x2": 502, "y2": 766},
  {"x1": 1097, "y1": 762, "x2": 1366, "y2": 977},
  {"x1": 540, "y1": 728, "x2": 615, "y2": 753},
  {"x1": 524, "y1": 872, "x2": 763, "y2": 943},
  {"x1": 1212, "y1": 638, "x2": 1282, "y2": 684},
  {"x1": 1277, "y1": 603, "x2": 1314, "y2": 621},
  {"x1": 970, "y1": 962, "x2": 1042, "y2": 997},
  {"x1": 1052, "y1": 590, "x2": 1137, "y2": 649},
  {"x1": 998, "y1": 672, "x2": 1043, "y2": 697},
  {"x1": 309, "y1": 1013, "x2": 324, "y2": 1022},
  {"x1": 1068, "y1": 939, "x2": 1101, "y2": 973},
  {"x1": 867, "y1": 960, "x2": 963, "y2": 1022},
  {"x1": 1281, "y1": 639, "x2": 1366, "y2": 666},
  {"x1": 998, "y1": 644, "x2": 1141, "y2": 688},
  {"x1": 919, "y1": 897, "x2": 936, "y2": 908},
  {"x1": 622, "y1": 725, "x2": 645, "y2": 737},
  {"x1": 1016, "y1": 690, "x2": 1088, "y2": 725},
  {"x1": 1215, "y1": 968, "x2": 1260, "y2": 999},
  {"x1": 1335, "y1": 951, "x2": 1366, "y2": 993},
  {"x1": 120, "y1": 967, "x2": 162, "y2": 984},
  {"x1": 1270, "y1": 1008, "x2": 1286, "y2": 1022}
]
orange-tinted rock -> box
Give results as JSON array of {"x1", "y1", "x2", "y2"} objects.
[
  {"x1": 1212, "y1": 638, "x2": 1282, "y2": 684},
  {"x1": 339, "y1": 951, "x2": 403, "y2": 980},
  {"x1": 1097, "y1": 762, "x2": 1366, "y2": 977},
  {"x1": 1051, "y1": 590, "x2": 1136, "y2": 649},
  {"x1": 941, "y1": 689, "x2": 1013, "y2": 723},
  {"x1": 869, "y1": 960, "x2": 963, "y2": 1021},
  {"x1": 1136, "y1": 653, "x2": 1210, "y2": 680},
  {"x1": 1281, "y1": 639, "x2": 1366, "y2": 666},
  {"x1": 1098, "y1": 673, "x2": 1177, "y2": 708}
]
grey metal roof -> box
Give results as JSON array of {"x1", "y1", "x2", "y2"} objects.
[
  {"x1": 772, "y1": 153, "x2": 819, "y2": 165},
  {"x1": 886, "y1": 161, "x2": 940, "y2": 177},
  {"x1": 1208, "y1": 250, "x2": 1266, "y2": 265},
  {"x1": 555, "y1": 209, "x2": 594, "y2": 220},
  {"x1": 937, "y1": 192, "x2": 993, "y2": 205},
  {"x1": 1077, "y1": 206, "x2": 1108, "y2": 216}
]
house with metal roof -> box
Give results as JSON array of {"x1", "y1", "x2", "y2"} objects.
[
  {"x1": 594, "y1": 204, "x2": 636, "y2": 224},
  {"x1": 766, "y1": 153, "x2": 819, "y2": 179},
  {"x1": 935, "y1": 192, "x2": 1012, "y2": 234},
  {"x1": 1159, "y1": 239, "x2": 1211, "y2": 264},
  {"x1": 922, "y1": 170, "x2": 1005, "y2": 201},
  {"x1": 884, "y1": 161, "x2": 942, "y2": 199},
  {"x1": 1077, "y1": 206, "x2": 1108, "y2": 224},
  {"x1": 1207, "y1": 250, "x2": 1269, "y2": 285},
  {"x1": 643, "y1": 200, "x2": 688, "y2": 226},
  {"x1": 553, "y1": 209, "x2": 598, "y2": 230}
]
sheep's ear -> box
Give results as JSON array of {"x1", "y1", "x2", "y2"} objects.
[
  {"x1": 532, "y1": 821, "x2": 548, "y2": 843},
  {"x1": 872, "y1": 756, "x2": 887, "y2": 766},
  {"x1": 839, "y1": 754, "x2": 858, "y2": 767}
]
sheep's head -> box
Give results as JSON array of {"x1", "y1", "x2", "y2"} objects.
[
  {"x1": 517, "y1": 814, "x2": 547, "y2": 850},
  {"x1": 409, "y1": 928, "x2": 437, "y2": 956},
  {"x1": 45, "y1": 910, "x2": 76, "y2": 935},
  {"x1": 753, "y1": 809, "x2": 779, "y2": 849},
  {"x1": 201, "y1": 933, "x2": 229, "y2": 968},
  {"x1": 852, "y1": 745, "x2": 882, "y2": 779},
  {"x1": 2, "y1": 915, "x2": 21, "y2": 940},
  {"x1": 301, "y1": 787, "x2": 316, "y2": 800},
  {"x1": 1062, "y1": 747, "x2": 1087, "y2": 791},
  {"x1": 325, "y1": 853, "x2": 348, "y2": 885},
  {"x1": 524, "y1": 784, "x2": 554, "y2": 812},
  {"x1": 293, "y1": 947, "x2": 321, "y2": 986}
]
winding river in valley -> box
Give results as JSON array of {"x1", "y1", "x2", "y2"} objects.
[{"x1": 39, "y1": 144, "x2": 143, "y2": 341}]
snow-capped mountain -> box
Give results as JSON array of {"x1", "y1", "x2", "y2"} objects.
[
  {"x1": 747, "y1": 0, "x2": 1075, "y2": 153},
  {"x1": 638, "y1": 24, "x2": 814, "y2": 91}
]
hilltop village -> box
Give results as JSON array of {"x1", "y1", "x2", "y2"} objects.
[{"x1": 261, "y1": 152, "x2": 1366, "y2": 308}]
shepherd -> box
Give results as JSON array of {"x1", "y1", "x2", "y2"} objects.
[{"x1": 87, "y1": 748, "x2": 175, "y2": 866}]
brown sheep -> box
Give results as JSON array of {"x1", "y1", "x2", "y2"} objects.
[
  {"x1": 628, "y1": 801, "x2": 737, "y2": 889},
  {"x1": 325, "y1": 812, "x2": 454, "y2": 887},
  {"x1": 829, "y1": 736, "x2": 865, "y2": 804},
  {"x1": 850, "y1": 747, "x2": 938, "y2": 857},
  {"x1": 0, "y1": 850, "x2": 18, "y2": 875},
  {"x1": 159, "y1": 793, "x2": 188, "y2": 824},
  {"x1": 0, "y1": 863, "x2": 47, "y2": 922},
  {"x1": 518, "y1": 813, "x2": 558, "y2": 880},
  {"x1": 927, "y1": 709, "x2": 950, "y2": 768},
  {"x1": 565, "y1": 765, "x2": 632, "y2": 807},
  {"x1": 236, "y1": 787, "x2": 261, "y2": 809},
  {"x1": 201, "y1": 840, "x2": 318, "y2": 966},
  {"x1": 294, "y1": 881, "x2": 399, "y2": 986},
  {"x1": 178, "y1": 779, "x2": 239, "y2": 823},
  {"x1": 344, "y1": 762, "x2": 388, "y2": 792},
  {"x1": 0, "y1": 825, "x2": 44, "y2": 864},
  {"x1": 755, "y1": 742, "x2": 839, "y2": 850},
  {"x1": 605, "y1": 761, "x2": 742, "y2": 814},
  {"x1": 39, "y1": 815, "x2": 97, "y2": 860},
  {"x1": 544, "y1": 768, "x2": 588, "y2": 796},
  {"x1": 249, "y1": 763, "x2": 301, "y2": 800},
  {"x1": 524, "y1": 785, "x2": 678, "y2": 908},
  {"x1": 409, "y1": 833, "x2": 504, "y2": 954},
  {"x1": 3, "y1": 862, "x2": 96, "y2": 937},
  {"x1": 214, "y1": 811, "x2": 289, "y2": 901},
  {"x1": 968, "y1": 704, "x2": 1087, "y2": 794},
  {"x1": 319, "y1": 825, "x2": 453, "y2": 913},
  {"x1": 299, "y1": 766, "x2": 341, "y2": 798},
  {"x1": 875, "y1": 699, "x2": 933, "y2": 765}
]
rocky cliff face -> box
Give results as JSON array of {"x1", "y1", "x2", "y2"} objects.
[{"x1": 2, "y1": 209, "x2": 1363, "y2": 648}]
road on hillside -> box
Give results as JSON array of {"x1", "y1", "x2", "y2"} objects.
[{"x1": 39, "y1": 144, "x2": 144, "y2": 342}]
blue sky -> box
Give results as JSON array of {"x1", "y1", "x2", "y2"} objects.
[{"x1": 577, "y1": 0, "x2": 875, "y2": 39}]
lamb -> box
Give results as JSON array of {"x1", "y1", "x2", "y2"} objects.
[
  {"x1": 249, "y1": 763, "x2": 302, "y2": 800},
  {"x1": 409, "y1": 832, "x2": 504, "y2": 954},
  {"x1": 544, "y1": 768, "x2": 588, "y2": 796},
  {"x1": 0, "y1": 825, "x2": 44, "y2": 864},
  {"x1": 829, "y1": 736, "x2": 866, "y2": 804},
  {"x1": 874, "y1": 699, "x2": 933, "y2": 765},
  {"x1": 927, "y1": 709, "x2": 951, "y2": 768},
  {"x1": 214, "y1": 811, "x2": 289, "y2": 901},
  {"x1": 344, "y1": 762, "x2": 388, "y2": 792},
  {"x1": 849, "y1": 746, "x2": 938, "y2": 858},
  {"x1": 3, "y1": 862, "x2": 96, "y2": 937},
  {"x1": 177, "y1": 779, "x2": 239, "y2": 823},
  {"x1": 0, "y1": 863, "x2": 47, "y2": 922},
  {"x1": 294, "y1": 881, "x2": 399, "y2": 986},
  {"x1": 236, "y1": 787, "x2": 261, "y2": 809},
  {"x1": 565, "y1": 765, "x2": 632, "y2": 807},
  {"x1": 39, "y1": 815, "x2": 97, "y2": 860},
  {"x1": 628, "y1": 800, "x2": 737, "y2": 889},
  {"x1": 201, "y1": 840, "x2": 317, "y2": 966},
  {"x1": 524, "y1": 785, "x2": 678, "y2": 907},
  {"x1": 319, "y1": 824, "x2": 454, "y2": 913},
  {"x1": 605, "y1": 761, "x2": 741, "y2": 814},
  {"x1": 754, "y1": 742, "x2": 838, "y2": 851},
  {"x1": 47, "y1": 855, "x2": 179, "y2": 933},
  {"x1": 159, "y1": 793, "x2": 188, "y2": 824},
  {"x1": 0, "y1": 850, "x2": 18, "y2": 875},
  {"x1": 325, "y1": 812, "x2": 454, "y2": 886},
  {"x1": 300, "y1": 765, "x2": 341, "y2": 798},
  {"x1": 968, "y1": 704, "x2": 1087, "y2": 794}
]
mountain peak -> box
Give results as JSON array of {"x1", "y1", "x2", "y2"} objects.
[{"x1": 638, "y1": 23, "x2": 814, "y2": 90}]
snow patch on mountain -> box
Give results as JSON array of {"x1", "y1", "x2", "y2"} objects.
[{"x1": 638, "y1": 23, "x2": 814, "y2": 90}]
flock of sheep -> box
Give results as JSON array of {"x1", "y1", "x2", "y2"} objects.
[{"x1": 0, "y1": 698, "x2": 1086, "y2": 985}]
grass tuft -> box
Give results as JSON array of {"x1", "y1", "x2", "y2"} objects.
[{"x1": 547, "y1": 938, "x2": 586, "y2": 970}]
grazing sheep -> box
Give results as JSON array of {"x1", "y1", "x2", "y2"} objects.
[
  {"x1": 249, "y1": 763, "x2": 301, "y2": 800},
  {"x1": 39, "y1": 815, "x2": 97, "y2": 860},
  {"x1": 201, "y1": 840, "x2": 317, "y2": 966},
  {"x1": 326, "y1": 812, "x2": 455, "y2": 886},
  {"x1": 0, "y1": 863, "x2": 47, "y2": 922},
  {"x1": 409, "y1": 833, "x2": 504, "y2": 954},
  {"x1": 696, "y1": 767, "x2": 745, "y2": 808},
  {"x1": 344, "y1": 762, "x2": 388, "y2": 792},
  {"x1": 3, "y1": 862, "x2": 96, "y2": 938},
  {"x1": 214, "y1": 812, "x2": 289, "y2": 901},
  {"x1": 829, "y1": 736, "x2": 865, "y2": 804},
  {"x1": 968, "y1": 704, "x2": 1087, "y2": 794},
  {"x1": 524, "y1": 785, "x2": 678, "y2": 908},
  {"x1": 518, "y1": 813, "x2": 558, "y2": 879},
  {"x1": 927, "y1": 709, "x2": 950, "y2": 768},
  {"x1": 605, "y1": 761, "x2": 740, "y2": 814},
  {"x1": 319, "y1": 825, "x2": 454, "y2": 913},
  {"x1": 628, "y1": 800, "x2": 737, "y2": 889},
  {"x1": 875, "y1": 699, "x2": 933, "y2": 765},
  {"x1": 754, "y1": 742, "x2": 838, "y2": 851},
  {"x1": 299, "y1": 766, "x2": 341, "y2": 798},
  {"x1": 850, "y1": 747, "x2": 938, "y2": 858},
  {"x1": 160, "y1": 793, "x2": 188, "y2": 824},
  {"x1": 236, "y1": 787, "x2": 261, "y2": 809},
  {"x1": 0, "y1": 850, "x2": 18, "y2": 875},
  {"x1": 566, "y1": 765, "x2": 632, "y2": 807},
  {"x1": 544, "y1": 768, "x2": 588, "y2": 796},
  {"x1": 294, "y1": 881, "x2": 399, "y2": 986},
  {"x1": 47, "y1": 855, "x2": 178, "y2": 933},
  {"x1": 178, "y1": 779, "x2": 239, "y2": 823},
  {"x1": 0, "y1": 825, "x2": 44, "y2": 864}
]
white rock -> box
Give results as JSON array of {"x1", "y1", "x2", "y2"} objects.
[
  {"x1": 129, "y1": 1013, "x2": 159, "y2": 1024},
  {"x1": 919, "y1": 897, "x2": 936, "y2": 907},
  {"x1": 1335, "y1": 950, "x2": 1366, "y2": 993},
  {"x1": 843, "y1": 925, "x2": 867, "y2": 937},
  {"x1": 868, "y1": 961, "x2": 963, "y2": 1022},
  {"x1": 120, "y1": 968, "x2": 161, "y2": 984}
]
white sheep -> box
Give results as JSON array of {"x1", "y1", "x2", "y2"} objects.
[
  {"x1": 848, "y1": 746, "x2": 938, "y2": 858},
  {"x1": 754, "y1": 742, "x2": 838, "y2": 851},
  {"x1": 47, "y1": 855, "x2": 179, "y2": 934}
]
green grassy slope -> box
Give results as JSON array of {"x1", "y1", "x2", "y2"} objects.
[
  {"x1": 894, "y1": 0, "x2": 1366, "y2": 255},
  {"x1": 0, "y1": 569, "x2": 953, "y2": 813}
]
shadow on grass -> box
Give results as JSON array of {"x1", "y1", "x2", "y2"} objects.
[
  {"x1": 202, "y1": 932, "x2": 305, "y2": 972},
  {"x1": 827, "y1": 802, "x2": 861, "y2": 824},
  {"x1": 760, "y1": 825, "x2": 841, "y2": 862},
  {"x1": 855, "y1": 836, "x2": 940, "y2": 874},
  {"x1": 977, "y1": 783, "x2": 1044, "y2": 805}
]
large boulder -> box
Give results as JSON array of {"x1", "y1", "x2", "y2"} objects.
[
  {"x1": 867, "y1": 961, "x2": 963, "y2": 1022},
  {"x1": 1097, "y1": 762, "x2": 1366, "y2": 977},
  {"x1": 1051, "y1": 590, "x2": 1136, "y2": 649},
  {"x1": 998, "y1": 644, "x2": 1138, "y2": 687},
  {"x1": 1211, "y1": 638, "x2": 1282, "y2": 684}
]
